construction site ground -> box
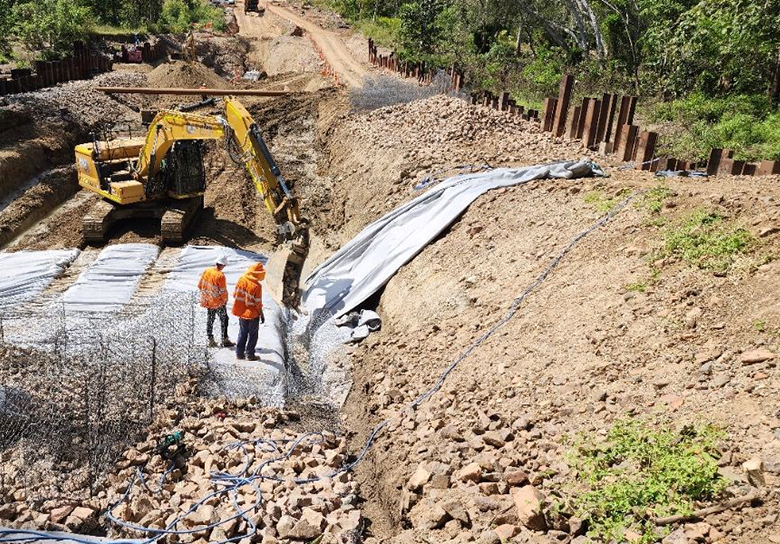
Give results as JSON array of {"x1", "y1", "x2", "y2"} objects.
[{"x1": 1, "y1": 1, "x2": 779, "y2": 543}]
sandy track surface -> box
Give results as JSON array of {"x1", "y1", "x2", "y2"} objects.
[{"x1": 237, "y1": 0, "x2": 368, "y2": 87}]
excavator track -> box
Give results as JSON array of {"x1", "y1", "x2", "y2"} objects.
[
  {"x1": 82, "y1": 193, "x2": 202, "y2": 246},
  {"x1": 82, "y1": 196, "x2": 119, "y2": 245},
  {"x1": 161, "y1": 196, "x2": 204, "y2": 245}
]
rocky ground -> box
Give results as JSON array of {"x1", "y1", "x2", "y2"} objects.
[
  {"x1": 1, "y1": 5, "x2": 780, "y2": 542},
  {"x1": 3, "y1": 383, "x2": 362, "y2": 544},
  {"x1": 308, "y1": 94, "x2": 780, "y2": 543}
]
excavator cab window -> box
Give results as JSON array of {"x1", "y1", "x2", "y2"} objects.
[{"x1": 158, "y1": 141, "x2": 207, "y2": 197}]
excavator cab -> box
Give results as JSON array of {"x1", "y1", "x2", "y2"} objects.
[{"x1": 157, "y1": 141, "x2": 207, "y2": 198}]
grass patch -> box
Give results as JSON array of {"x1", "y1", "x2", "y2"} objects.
[
  {"x1": 584, "y1": 189, "x2": 630, "y2": 214},
  {"x1": 637, "y1": 185, "x2": 674, "y2": 215},
  {"x1": 650, "y1": 92, "x2": 780, "y2": 162},
  {"x1": 570, "y1": 418, "x2": 727, "y2": 543},
  {"x1": 753, "y1": 319, "x2": 767, "y2": 332},
  {"x1": 623, "y1": 281, "x2": 648, "y2": 293},
  {"x1": 659, "y1": 209, "x2": 754, "y2": 274},
  {"x1": 353, "y1": 17, "x2": 400, "y2": 48}
]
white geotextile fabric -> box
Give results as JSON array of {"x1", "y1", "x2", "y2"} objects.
[
  {"x1": 163, "y1": 246, "x2": 286, "y2": 400},
  {"x1": 62, "y1": 243, "x2": 160, "y2": 312},
  {"x1": 0, "y1": 249, "x2": 80, "y2": 307},
  {"x1": 303, "y1": 160, "x2": 602, "y2": 317}
]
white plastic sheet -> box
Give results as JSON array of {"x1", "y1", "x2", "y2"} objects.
[
  {"x1": 62, "y1": 243, "x2": 160, "y2": 312},
  {"x1": 303, "y1": 161, "x2": 602, "y2": 317},
  {"x1": 0, "y1": 249, "x2": 79, "y2": 307}
]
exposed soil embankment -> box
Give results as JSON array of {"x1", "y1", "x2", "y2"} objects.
[
  {"x1": 309, "y1": 94, "x2": 780, "y2": 543},
  {"x1": 0, "y1": 71, "x2": 147, "y2": 250},
  {"x1": 0, "y1": 167, "x2": 78, "y2": 249}
]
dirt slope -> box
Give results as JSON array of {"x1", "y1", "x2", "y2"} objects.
[{"x1": 305, "y1": 94, "x2": 780, "y2": 543}]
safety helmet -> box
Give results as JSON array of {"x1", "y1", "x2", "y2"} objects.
[
  {"x1": 215, "y1": 255, "x2": 228, "y2": 266},
  {"x1": 245, "y1": 262, "x2": 266, "y2": 282}
]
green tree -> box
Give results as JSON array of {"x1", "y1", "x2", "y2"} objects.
[
  {"x1": 12, "y1": 0, "x2": 93, "y2": 59},
  {"x1": 398, "y1": 0, "x2": 443, "y2": 57},
  {"x1": 640, "y1": 0, "x2": 780, "y2": 97},
  {"x1": 0, "y1": 0, "x2": 16, "y2": 55}
]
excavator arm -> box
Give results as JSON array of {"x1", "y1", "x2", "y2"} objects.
[
  {"x1": 223, "y1": 99, "x2": 304, "y2": 238},
  {"x1": 133, "y1": 100, "x2": 304, "y2": 240}
]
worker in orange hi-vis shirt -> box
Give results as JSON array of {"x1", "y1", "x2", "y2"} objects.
[
  {"x1": 198, "y1": 255, "x2": 235, "y2": 348},
  {"x1": 232, "y1": 262, "x2": 266, "y2": 361}
]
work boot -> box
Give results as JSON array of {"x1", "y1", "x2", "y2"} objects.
[
  {"x1": 208, "y1": 337, "x2": 218, "y2": 348},
  {"x1": 247, "y1": 354, "x2": 259, "y2": 361},
  {"x1": 222, "y1": 338, "x2": 235, "y2": 348},
  {"x1": 236, "y1": 352, "x2": 245, "y2": 360}
]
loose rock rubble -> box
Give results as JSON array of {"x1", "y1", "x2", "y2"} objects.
[
  {"x1": 5, "y1": 396, "x2": 362, "y2": 544},
  {"x1": 3, "y1": 71, "x2": 147, "y2": 129}
]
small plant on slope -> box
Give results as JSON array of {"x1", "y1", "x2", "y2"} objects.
[
  {"x1": 659, "y1": 209, "x2": 754, "y2": 274},
  {"x1": 570, "y1": 419, "x2": 727, "y2": 543},
  {"x1": 638, "y1": 185, "x2": 674, "y2": 215},
  {"x1": 584, "y1": 189, "x2": 631, "y2": 214}
]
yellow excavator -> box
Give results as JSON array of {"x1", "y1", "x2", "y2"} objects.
[{"x1": 74, "y1": 98, "x2": 306, "y2": 249}]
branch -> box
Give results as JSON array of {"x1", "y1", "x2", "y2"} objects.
[
  {"x1": 517, "y1": 6, "x2": 582, "y2": 50},
  {"x1": 653, "y1": 492, "x2": 761, "y2": 526}
]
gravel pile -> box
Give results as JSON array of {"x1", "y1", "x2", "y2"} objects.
[
  {"x1": 148, "y1": 60, "x2": 231, "y2": 90},
  {"x1": 339, "y1": 94, "x2": 592, "y2": 168},
  {"x1": 4, "y1": 71, "x2": 147, "y2": 130}
]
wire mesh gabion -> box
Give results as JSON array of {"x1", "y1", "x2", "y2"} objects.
[{"x1": 0, "y1": 291, "x2": 211, "y2": 506}]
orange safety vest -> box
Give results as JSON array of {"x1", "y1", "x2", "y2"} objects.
[
  {"x1": 232, "y1": 263, "x2": 265, "y2": 319},
  {"x1": 198, "y1": 267, "x2": 228, "y2": 309}
]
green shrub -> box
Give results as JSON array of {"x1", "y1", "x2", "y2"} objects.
[
  {"x1": 11, "y1": 0, "x2": 93, "y2": 59},
  {"x1": 651, "y1": 93, "x2": 780, "y2": 161},
  {"x1": 520, "y1": 46, "x2": 564, "y2": 98},
  {"x1": 571, "y1": 418, "x2": 726, "y2": 543},
  {"x1": 354, "y1": 16, "x2": 400, "y2": 48},
  {"x1": 159, "y1": 0, "x2": 224, "y2": 33},
  {"x1": 660, "y1": 209, "x2": 754, "y2": 273}
]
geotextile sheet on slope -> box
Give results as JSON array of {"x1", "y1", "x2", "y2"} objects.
[
  {"x1": 0, "y1": 249, "x2": 80, "y2": 307},
  {"x1": 303, "y1": 160, "x2": 603, "y2": 317}
]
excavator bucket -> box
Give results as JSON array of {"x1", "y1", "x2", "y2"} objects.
[{"x1": 264, "y1": 240, "x2": 307, "y2": 308}]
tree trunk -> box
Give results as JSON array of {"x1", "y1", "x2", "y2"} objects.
[
  {"x1": 563, "y1": 0, "x2": 591, "y2": 51},
  {"x1": 771, "y1": 46, "x2": 780, "y2": 107},
  {"x1": 515, "y1": 20, "x2": 523, "y2": 54},
  {"x1": 576, "y1": 0, "x2": 608, "y2": 58}
]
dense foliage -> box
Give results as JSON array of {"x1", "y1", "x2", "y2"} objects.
[
  {"x1": 314, "y1": 0, "x2": 780, "y2": 160},
  {"x1": 0, "y1": 0, "x2": 224, "y2": 61}
]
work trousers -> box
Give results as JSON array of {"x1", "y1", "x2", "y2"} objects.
[
  {"x1": 236, "y1": 318, "x2": 260, "y2": 358},
  {"x1": 206, "y1": 305, "x2": 229, "y2": 340}
]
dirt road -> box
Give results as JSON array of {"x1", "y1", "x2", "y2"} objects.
[{"x1": 237, "y1": 0, "x2": 368, "y2": 87}]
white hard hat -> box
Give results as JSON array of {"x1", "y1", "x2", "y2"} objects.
[{"x1": 215, "y1": 255, "x2": 228, "y2": 266}]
